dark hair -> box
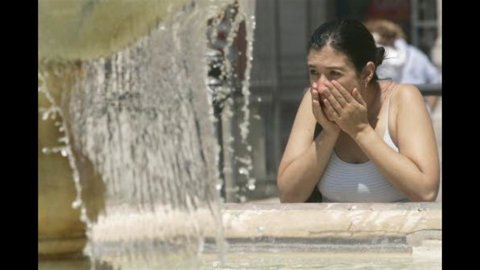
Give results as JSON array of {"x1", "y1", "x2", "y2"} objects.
[{"x1": 308, "y1": 19, "x2": 385, "y2": 80}]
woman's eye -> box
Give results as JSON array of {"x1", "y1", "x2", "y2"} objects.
[
  {"x1": 309, "y1": 70, "x2": 318, "y2": 76},
  {"x1": 330, "y1": 71, "x2": 342, "y2": 77}
]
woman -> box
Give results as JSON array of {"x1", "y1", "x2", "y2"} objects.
[{"x1": 276, "y1": 19, "x2": 439, "y2": 203}]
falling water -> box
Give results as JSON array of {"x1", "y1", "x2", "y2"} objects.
[
  {"x1": 38, "y1": 0, "x2": 256, "y2": 269},
  {"x1": 206, "y1": 1, "x2": 257, "y2": 203}
]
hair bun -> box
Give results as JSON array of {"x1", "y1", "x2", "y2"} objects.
[{"x1": 375, "y1": 47, "x2": 385, "y2": 66}]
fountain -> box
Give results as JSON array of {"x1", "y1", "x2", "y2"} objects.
[
  {"x1": 38, "y1": 0, "x2": 441, "y2": 269},
  {"x1": 39, "y1": 0, "x2": 257, "y2": 267}
]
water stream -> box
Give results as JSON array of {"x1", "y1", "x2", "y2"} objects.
[{"x1": 39, "y1": 0, "x2": 256, "y2": 268}]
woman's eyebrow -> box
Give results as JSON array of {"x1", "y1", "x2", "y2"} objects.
[{"x1": 308, "y1": 64, "x2": 345, "y2": 70}]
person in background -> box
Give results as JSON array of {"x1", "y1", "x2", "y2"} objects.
[
  {"x1": 364, "y1": 19, "x2": 442, "y2": 112},
  {"x1": 276, "y1": 19, "x2": 439, "y2": 203}
]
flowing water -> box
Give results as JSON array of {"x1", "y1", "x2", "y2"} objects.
[{"x1": 39, "y1": 0, "x2": 256, "y2": 268}]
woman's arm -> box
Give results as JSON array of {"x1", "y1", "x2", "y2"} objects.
[
  {"x1": 277, "y1": 89, "x2": 339, "y2": 202},
  {"x1": 355, "y1": 85, "x2": 439, "y2": 201},
  {"x1": 325, "y1": 81, "x2": 440, "y2": 201}
]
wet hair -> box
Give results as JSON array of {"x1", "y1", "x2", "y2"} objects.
[{"x1": 308, "y1": 19, "x2": 385, "y2": 80}]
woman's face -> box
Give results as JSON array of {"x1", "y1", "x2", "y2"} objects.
[{"x1": 307, "y1": 45, "x2": 362, "y2": 97}]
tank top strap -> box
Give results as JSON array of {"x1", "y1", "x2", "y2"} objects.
[
  {"x1": 383, "y1": 82, "x2": 399, "y2": 152},
  {"x1": 384, "y1": 81, "x2": 398, "y2": 133}
]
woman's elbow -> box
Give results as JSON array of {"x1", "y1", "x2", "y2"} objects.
[
  {"x1": 279, "y1": 192, "x2": 304, "y2": 203},
  {"x1": 277, "y1": 179, "x2": 305, "y2": 203},
  {"x1": 277, "y1": 184, "x2": 295, "y2": 202},
  {"x1": 424, "y1": 174, "x2": 441, "y2": 201},
  {"x1": 411, "y1": 177, "x2": 440, "y2": 202},
  {"x1": 416, "y1": 190, "x2": 438, "y2": 202}
]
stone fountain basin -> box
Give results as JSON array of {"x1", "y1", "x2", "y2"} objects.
[
  {"x1": 218, "y1": 202, "x2": 440, "y2": 252},
  {"x1": 39, "y1": 202, "x2": 441, "y2": 269},
  {"x1": 88, "y1": 202, "x2": 441, "y2": 253}
]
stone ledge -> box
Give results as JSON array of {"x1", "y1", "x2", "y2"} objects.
[
  {"x1": 39, "y1": 202, "x2": 441, "y2": 258},
  {"x1": 220, "y1": 202, "x2": 441, "y2": 239},
  {"x1": 38, "y1": 236, "x2": 87, "y2": 259}
]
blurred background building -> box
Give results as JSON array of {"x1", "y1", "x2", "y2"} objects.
[{"x1": 220, "y1": 0, "x2": 442, "y2": 202}]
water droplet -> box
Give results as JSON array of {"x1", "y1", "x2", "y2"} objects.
[
  {"x1": 42, "y1": 147, "x2": 50, "y2": 154},
  {"x1": 238, "y1": 167, "x2": 248, "y2": 175},
  {"x1": 72, "y1": 200, "x2": 81, "y2": 209},
  {"x1": 60, "y1": 149, "x2": 68, "y2": 157}
]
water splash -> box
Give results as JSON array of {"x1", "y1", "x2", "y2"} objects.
[
  {"x1": 38, "y1": 68, "x2": 92, "y2": 225},
  {"x1": 39, "y1": 0, "x2": 257, "y2": 269},
  {"x1": 70, "y1": 5, "x2": 223, "y2": 268},
  {"x1": 206, "y1": 0, "x2": 257, "y2": 203}
]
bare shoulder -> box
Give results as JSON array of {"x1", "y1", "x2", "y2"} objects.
[
  {"x1": 391, "y1": 83, "x2": 424, "y2": 103},
  {"x1": 388, "y1": 83, "x2": 425, "y2": 111}
]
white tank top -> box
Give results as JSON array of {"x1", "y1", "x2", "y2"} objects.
[{"x1": 317, "y1": 86, "x2": 409, "y2": 202}]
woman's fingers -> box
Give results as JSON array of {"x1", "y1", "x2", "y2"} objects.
[
  {"x1": 331, "y1": 80, "x2": 354, "y2": 103},
  {"x1": 324, "y1": 88, "x2": 344, "y2": 116},
  {"x1": 311, "y1": 87, "x2": 336, "y2": 124},
  {"x1": 325, "y1": 81, "x2": 348, "y2": 108},
  {"x1": 352, "y1": 88, "x2": 366, "y2": 106},
  {"x1": 311, "y1": 88, "x2": 324, "y2": 119},
  {"x1": 322, "y1": 98, "x2": 338, "y2": 121}
]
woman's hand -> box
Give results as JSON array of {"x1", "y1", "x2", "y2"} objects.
[
  {"x1": 322, "y1": 80, "x2": 370, "y2": 137},
  {"x1": 310, "y1": 82, "x2": 340, "y2": 135}
]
